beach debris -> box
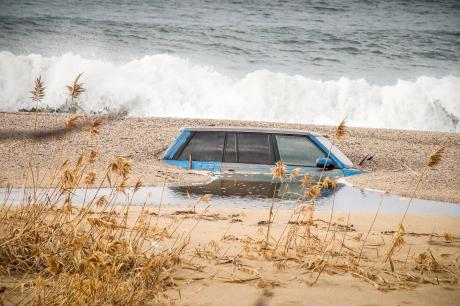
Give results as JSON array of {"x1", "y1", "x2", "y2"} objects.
[
  {"x1": 358, "y1": 153, "x2": 374, "y2": 166},
  {"x1": 173, "y1": 210, "x2": 197, "y2": 215},
  {"x1": 257, "y1": 220, "x2": 272, "y2": 226}
]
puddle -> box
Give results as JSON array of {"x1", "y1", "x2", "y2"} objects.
[{"x1": 2, "y1": 174, "x2": 459, "y2": 216}]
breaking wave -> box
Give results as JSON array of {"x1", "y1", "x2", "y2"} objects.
[{"x1": 0, "y1": 51, "x2": 459, "y2": 132}]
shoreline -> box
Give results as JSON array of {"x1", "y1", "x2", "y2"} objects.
[
  {"x1": 0, "y1": 112, "x2": 459, "y2": 203},
  {"x1": 3, "y1": 181, "x2": 460, "y2": 217}
]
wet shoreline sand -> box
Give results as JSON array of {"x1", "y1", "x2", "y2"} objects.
[
  {"x1": 1, "y1": 205, "x2": 459, "y2": 305},
  {"x1": 152, "y1": 206, "x2": 460, "y2": 305},
  {"x1": 1, "y1": 112, "x2": 459, "y2": 203}
]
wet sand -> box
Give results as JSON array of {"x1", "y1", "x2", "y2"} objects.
[
  {"x1": 2, "y1": 204, "x2": 458, "y2": 306},
  {"x1": 0, "y1": 112, "x2": 459, "y2": 203},
  {"x1": 156, "y1": 207, "x2": 460, "y2": 306}
]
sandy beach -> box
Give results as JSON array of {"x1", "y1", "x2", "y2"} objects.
[
  {"x1": 153, "y1": 207, "x2": 460, "y2": 306},
  {"x1": 2, "y1": 204, "x2": 459, "y2": 305},
  {"x1": 1, "y1": 1, "x2": 459, "y2": 305},
  {"x1": 1, "y1": 112, "x2": 459, "y2": 305},
  {"x1": 1, "y1": 112, "x2": 459, "y2": 203}
]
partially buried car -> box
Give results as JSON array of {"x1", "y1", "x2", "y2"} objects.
[{"x1": 162, "y1": 127, "x2": 363, "y2": 178}]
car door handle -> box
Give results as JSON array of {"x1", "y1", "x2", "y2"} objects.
[{"x1": 227, "y1": 169, "x2": 235, "y2": 172}]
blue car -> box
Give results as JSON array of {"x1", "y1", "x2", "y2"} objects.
[{"x1": 162, "y1": 127, "x2": 363, "y2": 178}]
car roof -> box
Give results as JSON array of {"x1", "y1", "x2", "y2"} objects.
[{"x1": 181, "y1": 126, "x2": 323, "y2": 137}]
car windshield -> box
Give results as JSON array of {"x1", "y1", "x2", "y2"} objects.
[
  {"x1": 275, "y1": 135, "x2": 325, "y2": 167},
  {"x1": 315, "y1": 136, "x2": 353, "y2": 168}
]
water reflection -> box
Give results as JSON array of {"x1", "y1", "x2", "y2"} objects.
[
  {"x1": 1, "y1": 174, "x2": 459, "y2": 216},
  {"x1": 172, "y1": 174, "x2": 340, "y2": 200}
]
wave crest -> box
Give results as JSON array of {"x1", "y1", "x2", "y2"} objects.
[{"x1": 0, "y1": 51, "x2": 458, "y2": 132}]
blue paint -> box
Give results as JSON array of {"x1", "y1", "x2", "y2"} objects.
[
  {"x1": 315, "y1": 157, "x2": 335, "y2": 169},
  {"x1": 309, "y1": 135, "x2": 364, "y2": 177},
  {"x1": 163, "y1": 159, "x2": 190, "y2": 168},
  {"x1": 163, "y1": 129, "x2": 222, "y2": 172},
  {"x1": 163, "y1": 159, "x2": 222, "y2": 172},
  {"x1": 342, "y1": 168, "x2": 365, "y2": 177},
  {"x1": 194, "y1": 161, "x2": 222, "y2": 171},
  {"x1": 163, "y1": 130, "x2": 191, "y2": 160},
  {"x1": 308, "y1": 135, "x2": 345, "y2": 169}
]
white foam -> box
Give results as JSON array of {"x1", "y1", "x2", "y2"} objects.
[{"x1": 0, "y1": 51, "x2": 459, "y2": 132}]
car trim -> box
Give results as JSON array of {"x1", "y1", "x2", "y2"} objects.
[
  {"x1": 164, "y1": 129, "x2": 191, "y2": 160},
  {"x1": 181, "y1": 126, "x2": 323, "y2": 137},
  {"x1": 308, "y1": 135, "x2": 346, "y2": 169}
]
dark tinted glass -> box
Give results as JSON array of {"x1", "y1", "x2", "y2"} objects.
[
  {"x1": 178, "y1": 132, "x2": 225, "y2": 161},
  {"x1": 224, "y1": 133, "x2": 237, "y2": 163},
  {"x1": 237, "y1": 133, "x2": 272, "y2": 164},
  {"x1": 275, "y1": 135, "x2": 326, "y2": 166}
]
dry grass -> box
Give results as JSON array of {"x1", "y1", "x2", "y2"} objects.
[
  {"x1": 0, "y1": 75, "x2": 190, "y2": 305},
  {"x1": 30, "y1": 76, "x2": 45, "y2": 104},
  {"x1": 0, "y1": 76, "x2": 459, "y2": 305},
  {"x1": 66, "y1": 73, "x2": 86, "y2": 113}
]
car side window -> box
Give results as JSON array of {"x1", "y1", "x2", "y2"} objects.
[
  {"x1": 178, "y1": 132, "x2": 225, "y2": 161},
  {"x1": 237, "y1": 133, "x2": 273, "y2": 164},
  {"x1": 275, "y1": 135, "x2": 326, "y2": 167}
]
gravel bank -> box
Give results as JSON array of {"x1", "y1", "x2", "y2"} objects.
[{"x1": 1, "y1": 112, "x2": 458, "y2": 203}]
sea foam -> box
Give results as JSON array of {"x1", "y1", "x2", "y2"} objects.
[{"x1": 0, "y1": 51, "x2": 458, "y2": 132}]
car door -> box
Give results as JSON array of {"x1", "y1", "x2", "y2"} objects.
[
  {"x1": 220, "y1": 132, "x2": 275, "y2": 175},
  {"x1": 274, "y1": 134, "x2": 342, "y2": 178},
  {"x1": 177, "y1": 131, "x2": 225, "y2": 172}
]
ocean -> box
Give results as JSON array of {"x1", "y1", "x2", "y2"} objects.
[{"x1": 0, "y1": 0, "x2": 459, "y2": 132}]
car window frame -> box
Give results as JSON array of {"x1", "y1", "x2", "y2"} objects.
[
  {"x1": 174, "y1": 131, "x2": 226, "y2": 162},
  {"x1": 174, "y1": 131, "x2": 326, "y2": 167},
  {"x1": 233, "y1": 132, "x2": 276, "y2": 165},
  {"x1": 172, "y1": 131, "x2": 194, "y2": 160}
]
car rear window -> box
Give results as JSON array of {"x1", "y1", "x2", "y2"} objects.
[
  {"x1": 275, "y1": 135, "x2": 325, "y2": 167},
  {"x1": 237, "y1": 133, "x2": 273, "y2": 164},
  {"x1": 179, "y1": 132, "x2": 225, "y2": 161}
]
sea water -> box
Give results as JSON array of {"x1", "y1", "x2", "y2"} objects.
[
  {"x1": 2, "y1": 177, "x2": 460, "y2": 216},
  {"x1": 0, "y1": 0, "x2": 459, "y2": 132}
]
